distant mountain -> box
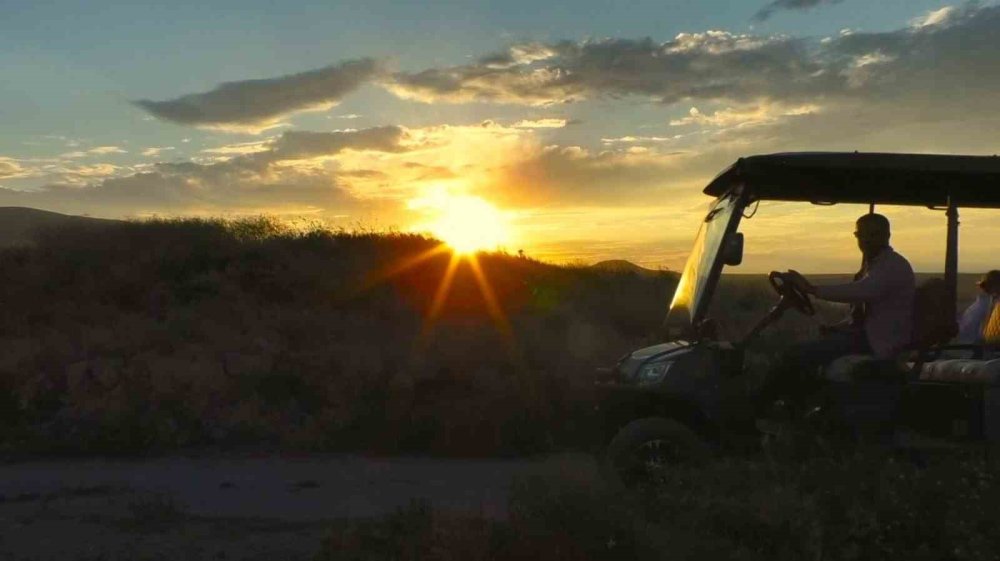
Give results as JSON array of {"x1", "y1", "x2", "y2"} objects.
[
  {"x1": 591, "y1": 259, "x2": 670, "y2": 276},
  {"x1": 0, "y1": 207, "x2": 119, "y2": 246}
]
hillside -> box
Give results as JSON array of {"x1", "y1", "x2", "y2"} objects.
[
  {"x1": 0, "y1": 217, "x2": 678, "y2": 456},
  {"x1": 591, "y1": 259, "x2": 670, "y2": 277},
  {"x1": 0, "y1": 207, "x2": 118, "y2": 246}
]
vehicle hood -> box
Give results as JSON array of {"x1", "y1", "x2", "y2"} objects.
[{"x1": 629, "y1": 341, "x2": 689, "y2": 361}]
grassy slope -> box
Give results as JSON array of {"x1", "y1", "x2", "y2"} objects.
[{"x1": 0, "y1": 217, "x2": 678, "y2": 456}]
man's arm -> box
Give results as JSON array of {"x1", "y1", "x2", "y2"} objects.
[
  {"x1": 813, "y1": 272, "x2": 889, "y2": 304},
  {"x1": 789, "y1": 262, "x2": 894, "y2": 304}
]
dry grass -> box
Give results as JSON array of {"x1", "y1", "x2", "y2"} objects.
[
  {"x1": 316, "y1": 454, "x2": 1000, "y2": 561},
  {"x1": 0, "y1": 217, "x2": 675, "y2": 456}
]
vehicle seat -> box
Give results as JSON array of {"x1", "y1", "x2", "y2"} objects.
[
  {"x1": 914, "y1": 298, "x2": 1000, "y2": 384},
  {"x1": 916, "y1": 359, "x2": 1000, "y2": 384},
  {"x1": 911, "y1": 277, "x2": 958, "y2": 349}
]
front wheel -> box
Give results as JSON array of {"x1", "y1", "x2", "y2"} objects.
[{"x1": 602, "y1": 417, "x2": 710, "y2": 490}]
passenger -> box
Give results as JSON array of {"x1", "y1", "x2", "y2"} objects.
[
  {"x1": 957, "y1": 270, "x2": 1000, "y2": 344},
  {"x1": 757, "y1": 213, "x2": 915, "y2": 413}
]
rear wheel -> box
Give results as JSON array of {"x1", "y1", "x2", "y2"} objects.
[{"x1": 602, "y1": 417, "x2": 710, "y2": 489}]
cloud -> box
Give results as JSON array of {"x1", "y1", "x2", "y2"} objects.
[
  {"x1": 200, "y1": 142, "x2": 270, "y2": 156},
  {"x1": 491, "y1": 144, "x2": 695, "y2": 206},
  {"x1": 136, "y1": 3, "x2": 997, "y2": 146},
  {"x1": 0, "y1": 156, "x2": 128, "y2": 187},
  {"x1": 134, "y1": 58, "x2": 385, "y2": 133},
  {"x1": 385, "y1": 2, "x2": 1000, "y2": 124},
  {"x1": 4, "y1": 118, "x2": 704, "y2": 225},
  {"x1": 601, "y1": 135, "x2": 680, "y2": 144},
  {"x1": 0, "y1": 126, "x2": 411, "y2": 218},
  {"x1": 141, "y1": 146, "x2": 176, "y2": 157},
  {"x1": 265, "y1": 126, "x2": 407, "y2": 160},
  {"x1": 912, "y1": 5, "x2": 959, "y2": 28},
  {"x1": 477, "y1": 43, "x2": 559, "y2": 68},
  {"x1": 389, "y1": 2, "x2": 1000, "y2": 159},
  {"x1": 512, "y1": 118, "x2": 572, "y2": 128},
  {"x1": 60, "y1": 146, "x2": 128, "y2": 159},
  {"x1": 88, "y1": 146, "x2": 128, "y2": 155},
  {"x1": 0, "y1": 158, "x2": 29, "y2": 179},
  {"x1": 669, "y1": 102, "x2": 820, "y2": 128},
  {"x1": 387, "y1": 34, "x2": 834, "y2": 106},
  {"x1": 752, "y1": 0, "x2": 844, "y2": 22}
]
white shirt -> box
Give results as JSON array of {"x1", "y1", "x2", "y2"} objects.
[{"x1": 815, "y1": 247, "x2": 915, "y2": 358}]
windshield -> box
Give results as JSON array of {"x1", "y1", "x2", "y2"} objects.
[{"x1": 666, "y1": 193, "x2": 743, "y2": 329}]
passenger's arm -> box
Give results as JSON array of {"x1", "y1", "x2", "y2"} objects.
[{"x1": 956, "y1": 295, "x2": 988, "y2": 344}]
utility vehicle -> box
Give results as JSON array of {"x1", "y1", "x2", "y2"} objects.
[{"x1": 596, "y1": 152, "x2": 1000, "y2": 486}]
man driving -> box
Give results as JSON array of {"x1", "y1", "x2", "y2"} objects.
[{"x1": 758, "y1": 213, "x2": 915, "y2": 412}]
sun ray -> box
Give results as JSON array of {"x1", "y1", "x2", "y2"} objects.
[
  {"x1": 363, "y1": 243, "x2": 452, "y2": 290},
  {"x1": 421, "y1": 250, "x2": 462, "y2": 336},
  {"x1": 467, "y1": 254, "x2": 513, "y2": 341}
]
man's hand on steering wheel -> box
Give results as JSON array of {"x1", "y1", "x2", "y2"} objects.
[{"x1": 767, "y1": 270, "x2": 816, "y2": 316}]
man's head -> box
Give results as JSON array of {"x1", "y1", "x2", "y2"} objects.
[
  {"x1": 978, "y1": 270, "x2": 1000, "y2": 295},
  {"x1": 854, "y1": 213, "x2": 891, "y2": 256}
]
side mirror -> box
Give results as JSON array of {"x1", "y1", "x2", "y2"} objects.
[{"x1": 722, "y1": 232, "x2": 744, "y2": 266}]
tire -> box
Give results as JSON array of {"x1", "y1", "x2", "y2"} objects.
[{"x1": 602, "y1": 417, "x2": 710, "y2": 490}]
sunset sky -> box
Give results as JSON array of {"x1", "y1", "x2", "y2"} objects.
[{"x1": 2, "y1": 1, "x2": 999, "y2": 273}]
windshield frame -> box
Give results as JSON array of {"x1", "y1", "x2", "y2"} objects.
[{"x1": 665, "y1": 186, "x2": 748, "y2": 333}]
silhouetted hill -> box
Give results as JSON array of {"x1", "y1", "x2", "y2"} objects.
[
  {"x1": 0, "y1": 207, "x2": 118, "y2": 246},
  {"x1": 591, "y1": 259, "x2": 670, "y2": 277}
]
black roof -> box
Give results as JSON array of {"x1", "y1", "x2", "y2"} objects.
[{"x1": 704, "y1": 152, "x2": 1000, "y2": 208}]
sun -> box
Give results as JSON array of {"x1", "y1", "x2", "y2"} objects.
[{"x1": 423, "y1": 194, "x2": 511, "y2": 254}]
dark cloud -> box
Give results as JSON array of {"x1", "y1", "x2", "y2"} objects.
[
  {"x1": 134, "y1": 59, "x2": 385, "y2": 131},
  {"x1": 809, "y1": 4, "x2": 1000, "y2": 128},
  {"x1": 389, "y1": 3, "x2": 1000, "y2": 134},
  {"x1": 752, "y1": 0, "x2": 844, "y2": 22},
  {"x1": 388, "y1": 34, "x2": 835, "y2": 106},
  {"x1": 268, "y1": 126, "x2": 407, "y2": 160}
]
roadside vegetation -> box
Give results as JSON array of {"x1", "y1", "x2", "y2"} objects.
[
  {"x1": 318, "y1": 453, "x2": 1000, "y2": 561},
  {"x1": 0, "y1": 216, "x2": 676, "y2": 456}
]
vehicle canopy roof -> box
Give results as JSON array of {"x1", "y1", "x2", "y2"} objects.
[{"x1": 704, "y1": 152, "x2": 1000, "y2": 208}]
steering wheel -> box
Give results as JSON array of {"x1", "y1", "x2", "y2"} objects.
[{"x1": 768, "y1": 271, "x2": 815, "y2": 316}]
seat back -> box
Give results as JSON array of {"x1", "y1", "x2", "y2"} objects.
[{"x1": 911, "y1": 278, "x2": 958, "y2": 349}]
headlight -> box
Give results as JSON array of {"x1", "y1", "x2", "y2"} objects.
[{"x1": 636, "y1": 360, "x2": 673, "y2": 385}]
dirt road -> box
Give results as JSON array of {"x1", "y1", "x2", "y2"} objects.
[{"x1": 0, "y1": 453, "x2": 595, "y2": 560}]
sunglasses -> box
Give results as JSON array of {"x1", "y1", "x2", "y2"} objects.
[{"x1": 853, "y1": 231, "x2": 881, "y2": 239}]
